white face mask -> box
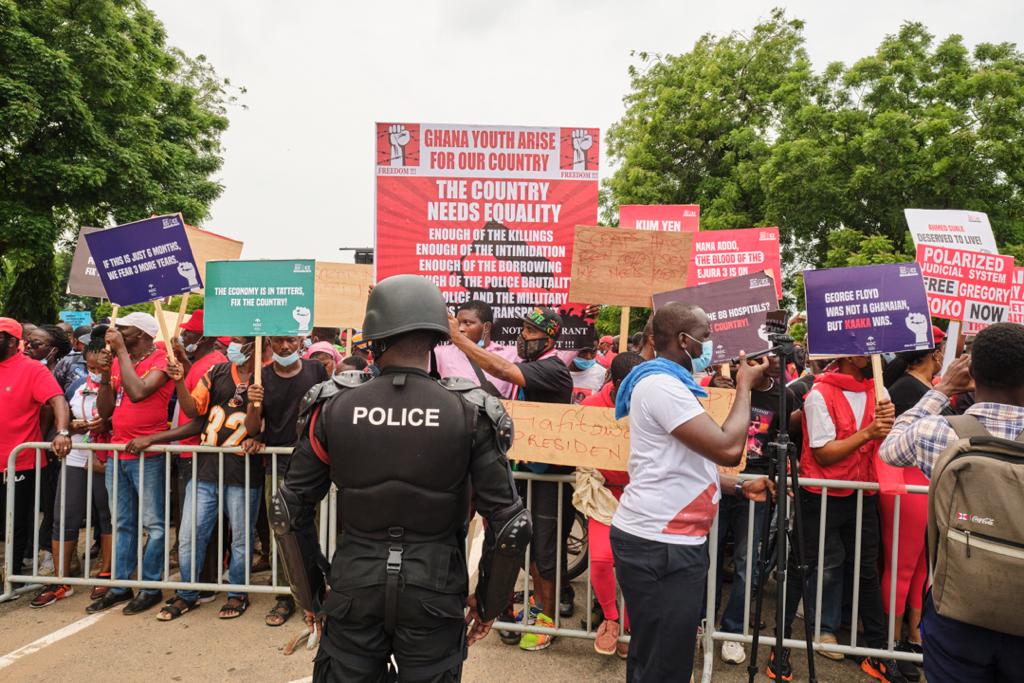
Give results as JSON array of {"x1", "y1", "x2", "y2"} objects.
[{"x1": 88, "y1": 371, "x2": 103, "y2": 382}]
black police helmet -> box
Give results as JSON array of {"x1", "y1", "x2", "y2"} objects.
[{"x1": 362, "y1": 275, "x2": 450, "y2": 341}]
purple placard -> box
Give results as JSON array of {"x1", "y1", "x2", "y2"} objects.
[
  {"x1": 84, "y1": 214, "x2": 202, "y2": 305},
  {"x1": 653, "y1": 271, "x2": 779, "y2": 364},
  {"x1": 804, "y1": 263, "x2": 934, "y2": 356}
]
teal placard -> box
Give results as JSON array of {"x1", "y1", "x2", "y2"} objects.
[{"x1": 204, "y1": 260, "x2": 316, "y2": 336}]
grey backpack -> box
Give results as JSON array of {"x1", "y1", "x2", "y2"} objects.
[{"x1": 927, "y1": 415, "x2": 1024, "y2": 636}]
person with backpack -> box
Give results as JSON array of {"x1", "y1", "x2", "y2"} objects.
[{"x1": 880, "y1": 322, "x2": 1024, "y2": 682}]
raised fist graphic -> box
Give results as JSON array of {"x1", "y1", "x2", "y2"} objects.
[
  {"x1": 389, "y1": 124, "x2": 411, "y2": 167},
  {"x1": 571, "y1": 129, "x2": 593, "y2": 171},
  {"x1": 904, "y1": 312, "x2": 930, "y2": 346},
  {"x1": 177, "y1": 261, "x2": 200, "y2": 289},
  {"x1": 292, "y1": 306, "x2": 312, "y2": 333}
]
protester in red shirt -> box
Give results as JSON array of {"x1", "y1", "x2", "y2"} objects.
[
  {"x1": 0, "y1": 318, "x2": 71, "y2": 580},
  {"x1": 580, "y1": 351, "x2": 645, "y2": 657},
  {"x1": 89, "y1": 312, "x2": 174, "y2": 616}
]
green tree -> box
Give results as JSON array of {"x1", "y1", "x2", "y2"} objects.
[
  {"x1": 0, "y1": 0, "x2": 238, "y2": 322},
  {"x1": 763, "y1": 22, "x2": 1024, "y2": 261},
  {"x1": 605, "y1": 9, "x2": 810, "y2": 232},
  {"x1": 607, "y1": 11, "x2": 1024, "y2": 273}
]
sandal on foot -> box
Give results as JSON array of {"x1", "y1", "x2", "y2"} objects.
[
  {"x1": 265, "y1": 597, "x2": 295, "y2": 626},
  {"x1": 218, "y1": 596, "x2": 249, "y2": 619},
  {"x1": 157, "y1": 597, "x2": 198, "y2": 621}
]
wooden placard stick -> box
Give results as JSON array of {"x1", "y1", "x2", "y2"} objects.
[
  {"x1": 172, "y1": 293, "x2": 190, "y2": 338},
  {"x1": 152, "y1": 300, "x2": 174, "y2": 351},
  {"x1": 107, "y1": 304, "x2": 120, "y2": 350},
  {"x1": 253, "y1": 336, "x2": 263, "y2": 408},
  {"x1": 871, "y1": 354, "x2": 885, "y2": 403},
  {"x1": 618, "y1": 307, "x2": 630, "y2": 353}
]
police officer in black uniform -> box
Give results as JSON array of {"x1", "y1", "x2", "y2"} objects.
[{"x1": 271, "y1": 274, "x2": 531, "y2": 682}]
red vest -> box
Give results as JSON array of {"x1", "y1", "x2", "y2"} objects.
[{"x1": 800, "y1": 375, "x2": 878, "y2": 497}]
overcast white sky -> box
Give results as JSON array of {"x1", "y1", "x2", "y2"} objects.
[{"x1": 147, "y1": 0, "x2": 1022, "y2": 261}]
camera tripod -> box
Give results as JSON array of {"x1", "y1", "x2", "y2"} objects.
[{"x1": 746, "y1": 333, "x2": 818, "y2": 683}]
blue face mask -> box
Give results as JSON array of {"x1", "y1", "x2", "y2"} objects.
[
  {"x1": 573, "y1": 357, "x2": 597, "y2": 371},
  {"x1": 226, "y1": 342, "x2": 250, "y2": 366},
  {"x1": 476, "y1": 339, "x2": 487, "y2": 348},
  {"x1": 684, "y1": 333, "x2": 714, "y2": 374},
  {"x1": 273, "y1": 351, "x2": 300, "y2": 367},
  {"x1": 302, "y1": 338, "x2": 312, "y2": 349}
]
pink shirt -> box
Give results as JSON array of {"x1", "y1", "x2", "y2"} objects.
[{"x1": 434, "y1": 342, "x2": 520, "y2": 399}]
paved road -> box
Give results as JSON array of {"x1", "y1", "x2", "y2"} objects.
[{"x1": 0, "y1": 574, "x2": 922, "y2": 682}]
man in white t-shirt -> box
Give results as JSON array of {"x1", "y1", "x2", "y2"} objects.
[{"x1": 611, "y1": 302, "x2": 773, "y2": 682}]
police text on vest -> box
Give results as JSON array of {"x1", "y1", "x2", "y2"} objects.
[{"x1": 352, "y1": 407, "x2": 441, "y2": 427}]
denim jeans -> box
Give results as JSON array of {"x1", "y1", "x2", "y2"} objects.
[
  {"x1": 717, "y1": 496, "x2": 766, "y2": 634},
  {"x1": 177, "y1": 479, "x2": 262, "y2": 602},
  {"x1": 106, "y1": 455, "x2": 166, "y2": 596}
]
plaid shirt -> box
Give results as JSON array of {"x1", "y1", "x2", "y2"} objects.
[{"x1": 879, "y1": 389, "x2": 1024, "y2": 477}]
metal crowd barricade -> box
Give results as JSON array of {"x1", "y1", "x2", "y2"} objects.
[
  {"x1": 3, "y1": 441, "x2": 929, "y2": 679},
  {"x1": 700, "y1": 475, "x2": 929, "y2": 683},
  {"x1": 2, "y1": 442, "x2": 324, "y2": 602}
]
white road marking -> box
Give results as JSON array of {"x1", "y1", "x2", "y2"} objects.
[{"x1": 0, "y1": 611, "x2": 107, "y2": 670}]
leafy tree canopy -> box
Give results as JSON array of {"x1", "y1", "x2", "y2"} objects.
[{"x1": 0, "y1": 0, "x2": 238, "y2": 322}]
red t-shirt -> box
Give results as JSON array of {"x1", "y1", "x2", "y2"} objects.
[
  {"x1": 175, "y1": 350, "x2": 228, "y2": 459},
  {"x1": 0, "y1": 353, "x2": 62, "y2": 472},
  {"x1": 581, "y1": 382, "x2": 630, "y2": 498},
  {"x1": 110, "y1": 347, "x2": 174, "y2": 458}
]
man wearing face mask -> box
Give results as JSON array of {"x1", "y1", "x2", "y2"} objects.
[
  {"x1": 128, "y1": 336, "x2": 263, "y2": 621},
  {"x1": 769, "y1": 355, "x2": 904, "y2": 683},
  {"x1": 568, "y1": 334, "x2": 608, "y2": 403},
  {"x1": 449, "y1": 306, "x2": 573, "y2": 651},
  {"x1": 433, "y1": 300, "x2": 518, "y2": 399},
  {"x1": 609, "y1": 302, "x2": 773, "y2": 682},
  {"x1": 0, "y1": 318, "x2": 72, "y2": 583},
  {"x1": 163, "y1": 309, "x2": 230, "y2": 594},
  {"x1": 245, "y1": 334, "x2": 328, "y2": 627}
]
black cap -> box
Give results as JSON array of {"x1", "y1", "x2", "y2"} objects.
[{"x1": 522, "y1": 307, "x2": 563, "y2": 340}]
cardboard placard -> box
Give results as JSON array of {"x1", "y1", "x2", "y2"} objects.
[
  {"x1": 503, "y1": 387, "x2": 736, "y2": 471},
  {"x1": 67, "y1": 227, "x2": 108, "y2": 298},
  {"x1": 916, "y1": 244, "x2": 1013, "y2": 332},
  {"x1": 905, "y1": 208, "x2": 998, "y2": 255},
  {"x1": 184, "y1": 225, "x2": 244, "y2": 284},
  {"x1": 619, "y1": 204, "x2": 700, "y2": 232},
  {"x1": 313, "y1": 262, "x2": 375, "y2": 329},
  {"x1": 652, "y1": 272, "x2": 778, "y2": 365},
  {"x1": 567, "y1": 225, "x2": 693, "y2": 308},
  {"x1": 804, "y1": 263, "x2": 934, "y2": 356},
  {"x1": 204, "y1": 260, "x2": 316, "y2": 336},
  {"x1": 84, "y1": 214, "x2": 201, "y2": 305}
]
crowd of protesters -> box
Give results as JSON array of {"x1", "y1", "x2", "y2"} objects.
[{"x1": 2, "y1": 299, "x2": 1021, "y2": 683}]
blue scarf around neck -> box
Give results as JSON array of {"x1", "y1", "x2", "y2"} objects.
[{"x1": 615, "y1": 357, "x2": 708, "y2": 419}]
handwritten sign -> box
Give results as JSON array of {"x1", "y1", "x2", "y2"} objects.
[
  {"x1": 503, "y1": 387, "x2": 736, "y2": 471},
  {"x1": 567, "y1": 225, "x2": 693, "y2": 307},
  {"x1": 313, "y1": 262, "x2": 375, "y2": 329}
]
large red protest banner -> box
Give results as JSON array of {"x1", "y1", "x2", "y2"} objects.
[
  {"x1": 915, "y1": 244, "x2": 1013, "y2": 333},
  {"x1": 688, "y1": 227, "x2": 782, "y2": 299},
  {"x1": 619, "y1": 205, "x2": 700, "y2": 232},
  {"x1": 375, "y1": 122, "x2": 599, "y2": 342}
]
